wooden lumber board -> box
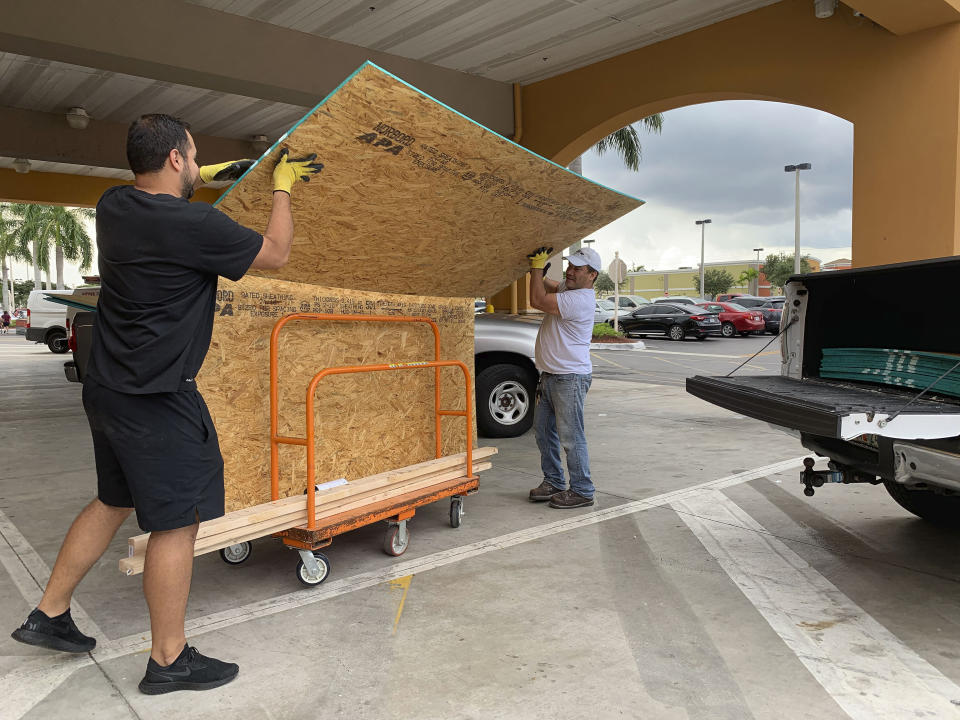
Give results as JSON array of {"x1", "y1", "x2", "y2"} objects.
[
  {"x1": 213, "y1": 61, "x2": 642, "y2": 298},
  {"x1": 191, "y1": 461, "x2": 490, "y2": 554},
  {"x1": 126, "y1": 449, "x2": 496, "y2": 556},
  {"x1": 200, "y1": 275, "x2": 478, "y2": 510},
  {"x1": 119, "y1": 461, "x2": 491, "y2": 575}
]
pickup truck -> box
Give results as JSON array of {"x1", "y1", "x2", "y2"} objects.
[
  {"x1": 65, "y1": 306, "x2": 540, "y2": 439},
  {"x1": 687, "y1": 256, "x2": 960, "y2": 524}
]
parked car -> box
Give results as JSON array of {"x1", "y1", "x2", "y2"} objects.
[
  {"x1": 596, "y1": 299, "x2": 632, "y2": 325},
  {"x1": 727, "y1": 295, "x2": 767, "y2": 309},
  {"x1": 474, "y1": 299, "x2": 487, "y2": 314},
  {"x1": 612, "y1": 294, "x2": 650, "y2": 310},
  {"x1": 695, "y1": 301, "x2": 765, "y2": 338},
  {"x1": 594, "y1": 298, "x2": 616, "y2": 323},
  {"x1": 716, "y1": 292, "x2": 750, "y2": 302},
  {"x1": 651, "y1": 296, "x2": 700, "y2": 305},
  {"x1": 757, "y1": 297, "x2": 785, "y2": 334},
  {"x1": 618, "y1": 303, "x2": 722, "y2": 341}
]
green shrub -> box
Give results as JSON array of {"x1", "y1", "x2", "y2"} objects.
[{"x1": 592, "y1": 323, "x2": 624, "y2": 338}]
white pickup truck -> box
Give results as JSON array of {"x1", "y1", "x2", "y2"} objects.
[{"x1": 687, "y1": 256, "x2": 960, "y2": 524}]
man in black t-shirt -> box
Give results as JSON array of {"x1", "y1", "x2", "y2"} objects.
[{"x1": 11, "y1": 114, "x2": 321, "y2": 694}]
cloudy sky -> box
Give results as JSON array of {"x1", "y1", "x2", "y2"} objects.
[{"x1": 580, "y1": 100, "x2": 853, "y2": 272}]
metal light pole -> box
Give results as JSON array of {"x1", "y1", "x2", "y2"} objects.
[
  {"x1": 695, "y1": 219, "x2": 711, "y2": 299},
  {"x1": 753, "y1": 247, "x2": 764, "y2": 295},
  {"x1": 784, "y1": 163, "x2": 811, "y2": 273}
]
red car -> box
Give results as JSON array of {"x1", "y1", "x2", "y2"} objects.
[{"x1": 695, "y1": 302, "x2": 765, "y2": 338}]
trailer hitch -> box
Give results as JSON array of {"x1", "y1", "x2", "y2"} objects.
[{"x1": 800, "y1": 458, "x2": 881, "y2": 496}]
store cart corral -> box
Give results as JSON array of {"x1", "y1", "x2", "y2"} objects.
[{"x1": 120, "y1": 313, "x2": 495, "y2": 586}]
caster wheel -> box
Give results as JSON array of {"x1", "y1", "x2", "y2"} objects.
[
  {"x1": 219, "y1": 542, "x2": 252, "y2": 565},
  {"x1": 295, "y1": 552, "x2": 331, "y2": 586},
  {"x1": 383, "y1": 523, "x2": 410, "y2": 556},
  {"x1": 450, "y1": 497, "x2": 464, "y2": 528},
  {"x1": 803, "y1": 487, "x2": 815, "y2": 497}
]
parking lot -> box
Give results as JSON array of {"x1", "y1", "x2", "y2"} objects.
[{"x1": 2, "y1": 332, "x2": 960, "y2": 719}]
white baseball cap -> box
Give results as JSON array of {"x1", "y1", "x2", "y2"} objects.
[{"x1": 564, "y1": 247, "x2": 601, "y2": 271}]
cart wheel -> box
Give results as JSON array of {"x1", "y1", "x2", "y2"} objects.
[
  {"x1": 296, "y1": 552, "x2": 331, "y2": 586},
  {"x1": 383, "y1": 522, "x2": 410, "y2": 557},
  {"x1": 450, "y1": 497, "x2": 464, "y2": 528},
  {"x1": 219, "y1": 542, "x2": 252, "y2": 565}
]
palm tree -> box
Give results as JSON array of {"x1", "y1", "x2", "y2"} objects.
[
  {"x1": 8, "y1": 204, "x2": 94, "y2": 290},
  {"x1": 0, "y1": 204, "x2": 32, "y2": 309},
  {"x1": 47, "y1": 206, "x2": 95, "y2": 289},
  {"x1": 592, "y1": 115, "x2": 664, "y2": 171}
]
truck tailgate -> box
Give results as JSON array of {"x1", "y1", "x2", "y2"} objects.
[{"x1": 686, "y1": 375, "x2": 960, "y2": 440}]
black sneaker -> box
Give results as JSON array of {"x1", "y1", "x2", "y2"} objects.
[
  {"x1": 11, "y1": 608, "x2": 96, "y2": 653},
  {"x1": 529, "y1": 480, "x2": 564, "y2": 502},
  {"x1": 139, "y1": 644, "x2": 239, "y2": 695},
  {"x1": 548, "y1": 490, "x2": 595, "y2": 509}
]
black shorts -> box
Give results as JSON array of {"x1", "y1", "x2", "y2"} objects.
[{"x1": 82, "y1": 378, "x2": 225, "y2": 532}]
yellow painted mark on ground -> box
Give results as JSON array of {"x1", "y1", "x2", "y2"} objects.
[
  {"x1": 737, "y1": 351, "x2": 779, "y2": 358},
  {"x1": 389, "y1": 574, "x2": 413, "y2": 634},
  {"x1": 591, "y1": 352, "x2": 628, "y2": 369}
]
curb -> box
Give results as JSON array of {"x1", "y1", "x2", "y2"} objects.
[{"x1": 589, "y1": 341, "x2": 645, "y2": 351}]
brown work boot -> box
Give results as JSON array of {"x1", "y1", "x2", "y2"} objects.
[
  {"x1": 529, "y1": 480, "x2": 563, "y2": 502},
  {"x1": 548, "y1": 490, "x2": 594, "y2": 509}
]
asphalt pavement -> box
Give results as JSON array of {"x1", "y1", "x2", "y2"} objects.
[{"x1": 590, "y1": 333, "x2": 780, "y2": 388}]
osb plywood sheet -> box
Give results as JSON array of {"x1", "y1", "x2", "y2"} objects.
[
  {"x1": 199, "y1": 275, "x2": 473, "y2": 511},
  {"x1": 214, "y1": 61, "x2": 641, "y2": 298}
]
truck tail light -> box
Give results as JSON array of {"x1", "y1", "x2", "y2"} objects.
[
  {"x1": 68, "y1": 322, "x2": 78, "y2": 352},
  {"x1": 25, "y1": 308, "x2": 30, "y2": 328}
]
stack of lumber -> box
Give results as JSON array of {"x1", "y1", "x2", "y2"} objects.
[
  {"x1": 119, "y1": 448, "x2": 496, "y2": 575},
  {"x1": 821, "y1": 348, "x2": 960, "y2": 397}
]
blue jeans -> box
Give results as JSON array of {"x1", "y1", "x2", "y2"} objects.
[{"x1": 534, "y1": 372, "x2": 593, "y2": 498}]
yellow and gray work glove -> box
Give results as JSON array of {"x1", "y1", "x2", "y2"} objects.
[
  {"x1": 527, "y1": 246, "x2": 553, "y2": 270},
  {"x1": 198, "y1": 159, "x2": 253, "y2": 184},
  {"x1": 273, "y1": 148, "x2": 324, "y2": 194}
]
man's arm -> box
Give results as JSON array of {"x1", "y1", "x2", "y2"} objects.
[
  {"x1": 527, "y1": 247, "x2": 561, "y2": 316},
  {"x1": 250, "y1": 191, "x2": 293, "y2": 269},
  {"x1": 540, "y1": 261, "x2": 560, "y2": 294},
  {"x1": 249, "y1": 148, "x2": 323, "y2": 270}
]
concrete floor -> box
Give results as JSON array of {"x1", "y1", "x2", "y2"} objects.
[{"x1": 2, "y1": 334, "x2": 960, "y2": 719}]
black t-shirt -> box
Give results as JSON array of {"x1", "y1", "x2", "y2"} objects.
[{"x1": 87, "y1": 186, "x2": 263, "y2": 394}]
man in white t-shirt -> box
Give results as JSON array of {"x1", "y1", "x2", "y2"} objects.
[{"x1": 526, "y1": 245, "x2": 600, "y2": 509}]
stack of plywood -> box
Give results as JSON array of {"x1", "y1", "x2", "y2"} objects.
[{"x1": 197, "y1": 61, "x2": 640, "y2": 511}]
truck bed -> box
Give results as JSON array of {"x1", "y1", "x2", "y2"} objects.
[{"x1": 686, "y1": 375, "x2": 960, "y2": 440}]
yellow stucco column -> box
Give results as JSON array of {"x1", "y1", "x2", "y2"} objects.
[{"x1": 520, "y1": 0, "x2": 960, "y2": 267}]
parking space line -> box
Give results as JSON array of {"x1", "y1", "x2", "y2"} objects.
[
  {"x1": 675, "y1": 490, "x2": 960, "y2": 718},
  {"x1": 0, "y1": 510, "x2": 103, "y2": 639},
  {"x1": 590, "y1": 352, "x2": 628, "y2": 369}
]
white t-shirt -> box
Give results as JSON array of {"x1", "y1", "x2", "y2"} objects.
[{"x1": 534, "y1": 282, "x2": 595, "y2": 375}]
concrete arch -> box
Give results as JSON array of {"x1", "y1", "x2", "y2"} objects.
[{"x1": 520, "y1": 0, "x2": 960, "y2": 267}]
